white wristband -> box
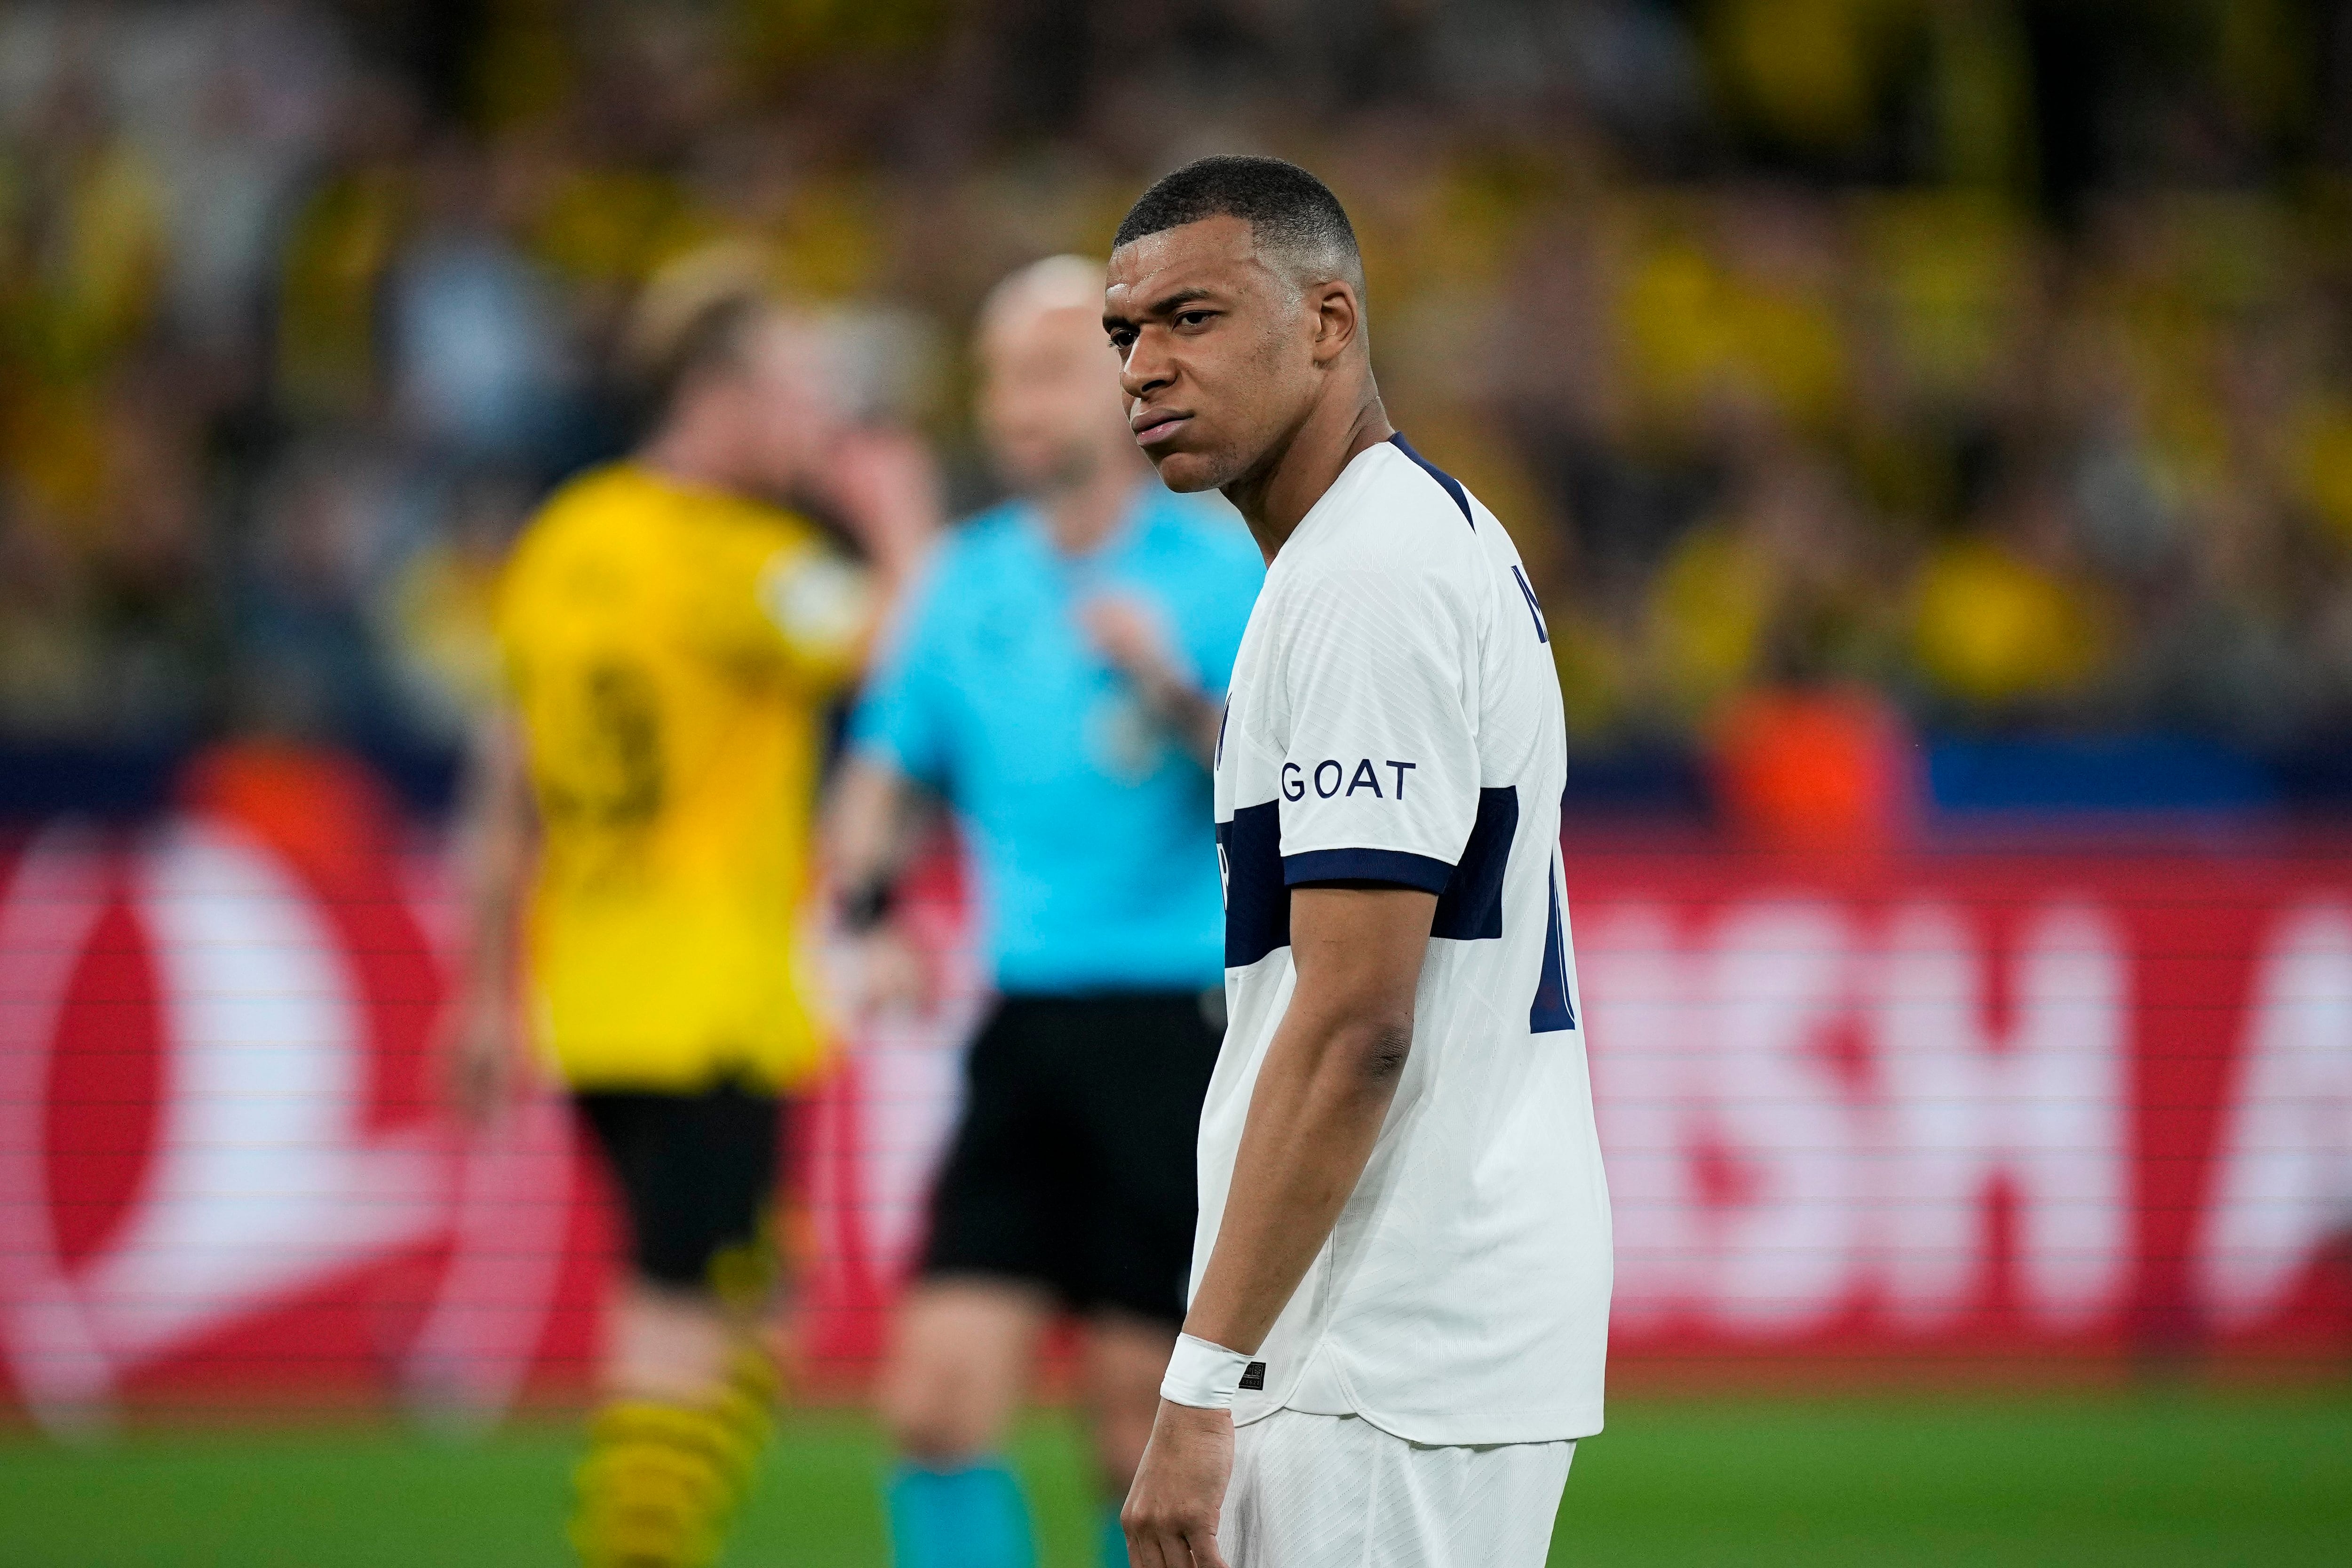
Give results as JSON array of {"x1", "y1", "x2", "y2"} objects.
[{"x1": 1160, "y1": 1333, "x2": 1256, "y2": 1410}]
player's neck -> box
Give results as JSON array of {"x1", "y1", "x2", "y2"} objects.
[
  {"x1": 1226, "y1": 379, "x2": 1392, "y2": 562},
  {"x1": 638, "y1": 421, "x2": 750, "y2": 498}
]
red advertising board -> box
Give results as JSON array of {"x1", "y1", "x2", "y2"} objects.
[
  {"x1": 2, "y1": 801, "x2": 2346, "y2": 1430},
  {"x1": 1560, "y1": 833, "x2": 2352, "y2": 1375}
]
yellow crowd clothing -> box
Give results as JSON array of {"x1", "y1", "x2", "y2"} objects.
[{"x1": 495, "y1": 462, "x2": 868, "y2": 1092}]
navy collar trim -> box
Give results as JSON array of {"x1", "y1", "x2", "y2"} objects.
[{"x1": 1387, "y1": 433, "x2": 1473, "y2": 528}]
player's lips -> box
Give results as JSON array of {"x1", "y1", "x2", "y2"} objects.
[{"x1": 1130, "y1": 408, "x2": 1190, "y2": 447}]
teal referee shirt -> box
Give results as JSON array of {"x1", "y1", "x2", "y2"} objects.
[{"x1": 848, "y1": 484, "x2": 1263, "y2": 995}]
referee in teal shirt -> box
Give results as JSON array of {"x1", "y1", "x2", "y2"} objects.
[{"x1": 826, "y1": 256, "x2": 1261, "y2": 1568}]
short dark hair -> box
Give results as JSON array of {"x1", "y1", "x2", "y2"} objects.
[{"x1": 1112, "y1": 155, "x2": 1362, "y2": 292}]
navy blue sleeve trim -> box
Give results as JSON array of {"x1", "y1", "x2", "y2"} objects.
[
  {"x1": 1529, "y1": 867, "x2": 1577, "y2": 1033},
  {"x1": 1387, "y1": 433, "x2": 1473, "y2": 528},
  {"x1": 1283, "y1": 847, "x2": 1456, "y2": 893}
]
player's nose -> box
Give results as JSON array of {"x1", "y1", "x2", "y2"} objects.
[{"x1": 1118, "y1": 333, "x2": 1176, "y2": 401}]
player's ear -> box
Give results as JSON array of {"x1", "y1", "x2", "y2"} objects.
[{"x1": 1309, "y1": 280, "x2": 1361, "y2": 365}]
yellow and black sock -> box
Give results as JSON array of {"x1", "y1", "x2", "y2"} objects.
[{"x1": 569, "y1": 1346, "x2": 779, "y2": 1568}]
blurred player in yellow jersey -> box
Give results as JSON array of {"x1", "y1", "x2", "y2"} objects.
[{"x1": 444, "y1": 253, "x2": 933, "y2": 1568}]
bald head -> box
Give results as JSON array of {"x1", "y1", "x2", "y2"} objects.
[
  {"x1": 979, "y1": 253, "x2": 1106, "y2": 342},
  {"x1": 975, "y1": 255, "x2": 1143, "y2": 497}
]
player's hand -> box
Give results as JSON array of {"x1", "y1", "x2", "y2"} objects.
[
  {"x1": 823, "y1": 426, "x2": 939, "y2": 585},
  {"x1": 1081, "y1": 594, "x2": 1222, "y2": 763},
  {"x1": 848, "y1": 922, "x2": 932, "y2": 1017},
  {"x1": 1079, "y1": 594, "x2": 1181, "y2": 690},
  {"x1": 1121, "y1": 1399, "x2": 1233, "y2": 1568}
]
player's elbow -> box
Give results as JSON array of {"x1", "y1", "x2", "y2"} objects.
[{"x1": 1335, "y1": 1013, "x2": 1414, "y2": 1090}]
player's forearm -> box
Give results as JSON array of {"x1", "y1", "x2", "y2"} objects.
[
  {"x1": 1180, "y1": 995, "x2": 1412, "y2": 1355},
  {"x1": 1179, "y1": 886, "x2": 1433, "y2": 1357},
  {"x1": 461, "y1": 846, "x2": 526, "y2": 1002},
  {"x1": 453, "y1": 713, "x2": 535, "y2": 1006},
  {"x1": 461, "y1": 874, "x2": 519, "y2": 984},
  {"x1": 823, "y1": 756, "x2": 916, "y2": 894}
]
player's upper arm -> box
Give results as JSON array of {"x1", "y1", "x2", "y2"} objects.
[
  {"x1": 1287, "y1": 884, "x2": 1438, "y2": 1044},
  {"x1": 1274, "y1": 565, "x2": 1478, "y2": 892}
]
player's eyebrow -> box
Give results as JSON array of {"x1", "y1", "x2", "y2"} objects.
[{"x1": 1104, "y1": 286, "x2": 1219, "y2": 332}]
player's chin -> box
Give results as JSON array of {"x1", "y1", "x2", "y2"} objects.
[{"x1": 1145, "y1": 445, "x2": 1230, "y2": 494}]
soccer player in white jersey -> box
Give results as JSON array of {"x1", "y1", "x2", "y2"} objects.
[{"x1": 1103, "y1": 156, "x2": 1612, "y2": 1568}]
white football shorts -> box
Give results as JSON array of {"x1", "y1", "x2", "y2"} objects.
[{"x1": 1220, "y1": 1409, "x2": 1575, "y2": 1568}]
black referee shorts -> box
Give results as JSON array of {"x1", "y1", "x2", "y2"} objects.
[
  {"x1": 919, "y1": 991, "x2": 1224, "y2": 1325},
  {"x1": 574, "y1": 1081, "x2": 782, "y2": 1294}
]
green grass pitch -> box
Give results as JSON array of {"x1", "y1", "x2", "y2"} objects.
[{"x1": 2, "y1": 1393, "x2": 2346, "y2": 1566}]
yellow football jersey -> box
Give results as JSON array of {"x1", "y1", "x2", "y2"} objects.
[{"x1": 495, "y1": 462, "x2": 868, "y2": 1091}]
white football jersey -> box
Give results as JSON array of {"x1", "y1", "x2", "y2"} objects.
[{"x1": 1201, "y1": 434, "x2": 1611, "y2": 1446}]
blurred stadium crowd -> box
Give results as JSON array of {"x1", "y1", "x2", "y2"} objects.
[{"x1": 5, "y1": 0, "x2": 2352, "y2": 820}]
